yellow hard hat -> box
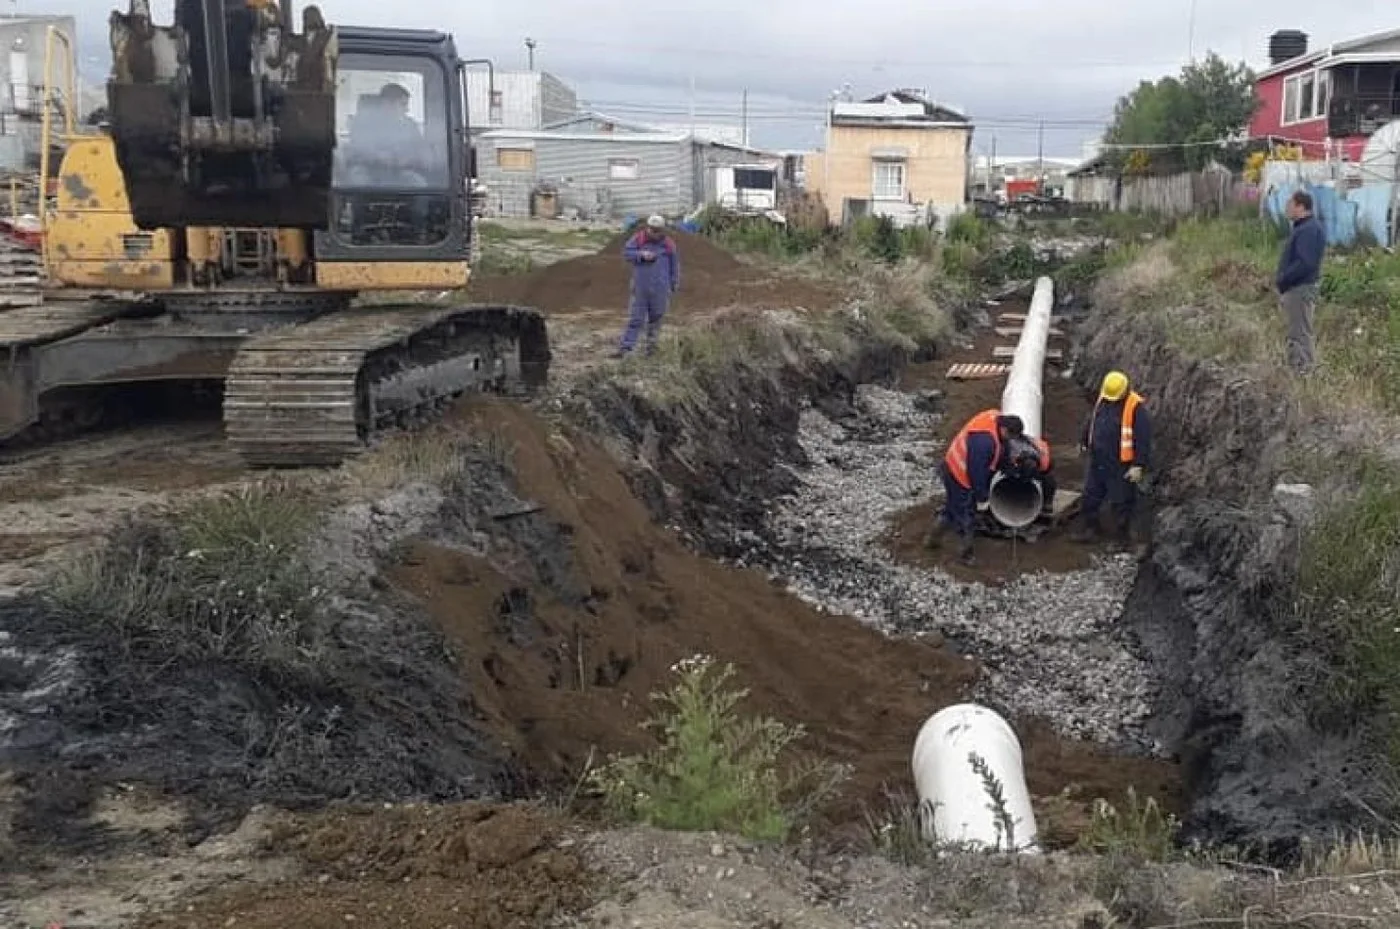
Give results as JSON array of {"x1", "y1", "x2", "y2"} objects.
[{"x1": 1100, "y1": 370, "x2": 1129, "y2": 401}]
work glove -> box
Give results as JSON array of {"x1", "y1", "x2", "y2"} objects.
[
  {"x1": 975, "y1": 499, "x2": 990, "y2": 513},
  {"x1": 1126, "y1": 465, "x2": 1145, "y2": 484}
]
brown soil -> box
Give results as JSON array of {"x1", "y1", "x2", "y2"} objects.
[
  {"x1": 469, "y1": 230, "x2": 844, "y2": 316},
  {"x1": 388, "y1": 397, "x2": 1180, "y2": 843},
  {"x1": 135, "y1": 804, "x2": 593, "y2": 929},
  {"x1": 882, "y1": 314, "x2": 1111, "y2": 583}
]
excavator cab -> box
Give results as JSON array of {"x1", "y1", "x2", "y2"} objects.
[
  {"x1": 105, "y1": 0, "x2": 471, "y2": 277},
  {"x1": 313, "y1": 26, "x2": 470, "y2": 280}
]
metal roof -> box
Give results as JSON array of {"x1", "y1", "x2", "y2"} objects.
[{"x1": 1256, "y1": 26, "x2": 1400, "y2": 79}]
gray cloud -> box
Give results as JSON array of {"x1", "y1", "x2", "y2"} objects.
[{"x1": 36, "y1": 0, "x2": 1398, "y2": 154}]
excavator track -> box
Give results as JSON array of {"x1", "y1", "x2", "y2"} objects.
[{"x1": 223, "y1": 302, "x2": 549, "y2": 467}]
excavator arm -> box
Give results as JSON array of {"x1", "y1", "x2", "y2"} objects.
[{"x1": 106, "y1": 0, "x2": 339, "y2": 230}]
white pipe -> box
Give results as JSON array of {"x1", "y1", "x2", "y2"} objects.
[
  {"x1": 911, "y1": 703, "x2": 1040, "y2": 853},
  {"x1": 989, "y1": 275, "x2": 1055, "y2": 529}
]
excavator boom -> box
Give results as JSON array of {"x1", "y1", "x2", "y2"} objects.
[{"x1": 107, "y1": 0, "x2": 338, "y2": 229}]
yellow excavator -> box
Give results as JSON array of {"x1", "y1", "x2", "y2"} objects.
[{"x1": 0, "y1": 0, "x2": 548, "y2": 466}]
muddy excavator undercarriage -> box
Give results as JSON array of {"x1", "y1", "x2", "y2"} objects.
[{"x1": 0, "y1": 0, "x2": 548, "y2": 466}]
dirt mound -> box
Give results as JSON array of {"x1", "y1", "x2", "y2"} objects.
[
  {"x1": 390, "y1": 398, "x2": 1180, "y2": 838},
  {"x1": 136, "y1": 804, "x2": 591, "y2": 929},
  {"x1": 470, "y1": 230, "x2": 843, "y2": 316}
]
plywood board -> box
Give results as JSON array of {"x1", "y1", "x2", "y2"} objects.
[{"x1": 945, "y1": 362, "x2": 1011, "y2": 380}]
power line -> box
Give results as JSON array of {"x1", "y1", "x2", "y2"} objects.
[
  {"x1": 531, "y1": 34, "x2": 1184, "y2": 72},
  {"x1": 579, "y1": 100, "x2": 1111, "y2": 128}
]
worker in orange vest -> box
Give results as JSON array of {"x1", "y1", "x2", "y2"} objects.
[
  {"x1": 1071, "y1": 370, "x2": 1152, "y2": 546},
  {"x1": 935, "y1": 409, "x2": 1026, "y2": 565}
]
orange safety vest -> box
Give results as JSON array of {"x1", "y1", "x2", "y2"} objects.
[
  {"x1": 1089, "y1": 391, "x2": 1145, "y2": 464},
  {"x1": 1032, "y1": 436, "x2": 1052, "y2": 471},
  {"x1": 945, "y1": 409, "x2": 1003, "y2": 489}
]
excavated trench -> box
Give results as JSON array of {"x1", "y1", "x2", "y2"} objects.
[
  {"x1": 585, "y1": 274, "x2": 1377, "y2": 855},
  {"x1": 0, "y1": 257, "x2": 1358, "y2": 879}
]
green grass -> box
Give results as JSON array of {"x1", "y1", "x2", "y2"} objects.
[
  {"x1": 44, "y1": 481, "x2": 328, "y2": 681},
  {"x1": 587, "y1": 655, "x2": 848, "y2": 841},
  {"x1": 1292, "y1": 456, "x2": 1400, "y2": 761},
  {"x1": 1099, "y1": 215, "x2": 1400, "y2": 413},
  {"x1": 594, "y1": 258, "x2": 952, "y2": 407}
]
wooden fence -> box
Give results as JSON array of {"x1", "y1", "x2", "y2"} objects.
[{"x1": 1066, "y1": 169, "x2": 1250, "y2": 217}]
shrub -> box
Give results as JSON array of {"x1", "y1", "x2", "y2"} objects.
[
  {"x1": 588, "y1": 654, "x2": 849, "y2": 841},
  {"x1": 1076, "y1": 787, "x2": 1180, "y2": 862},
  {"x1": 45, "y1": 481, "x2": 327, "y2": 681}
]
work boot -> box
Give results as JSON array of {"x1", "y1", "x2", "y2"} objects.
[
  {"x1": 925, "y1": 522, "x2": 946, "y2": 550},
  {"x1": 957, "y1": 535, "x2": 976, "y2": 566}
]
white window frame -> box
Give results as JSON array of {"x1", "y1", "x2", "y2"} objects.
[
  {"x1": 1282, "y1": 68, "x2": 1331, "y2": 125},
  {"x1": 872, "y1": 158, "x2": 906, "y2": 200},
  {"x1": 608, "y1": 158, "x2": 640, "y2": 180}
]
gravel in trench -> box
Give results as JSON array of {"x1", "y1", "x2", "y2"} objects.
[{"x1": 733, "y1": 384, "x2": 1160, "y2": 755}]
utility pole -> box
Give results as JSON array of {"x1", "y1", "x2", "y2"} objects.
[
  {"x1": 688, "y1": 73, "x2": 696, "y2": 138},
  {"x1": 1187, "y1": 0, "x2": 1197, "y2": 63},
  {"x1": 741, "y1": 89, "x2": 748, "y2": 147},
  {"x1": 990, "y1": 134, "x2": 997, "y2": 192},
  {"x1": 1036, "y1": 121, "x2": 1044, "y2": 188},
  {"x1": 525, "y1": 37, "x2": 536, "y2": 70}
]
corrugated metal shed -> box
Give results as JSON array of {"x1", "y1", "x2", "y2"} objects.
[
  {"x1": 477, "y1": 129, "x2": 777, "y2": 220},
  {"x1": 478, "y1": 129, "x2": 690, "y2": 219}
]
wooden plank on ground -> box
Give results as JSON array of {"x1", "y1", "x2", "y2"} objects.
[
  {"x1": 945, "y1": 362, "x2": 1010, "y2": 380},
  {"x1": 995, "y1": 326, "x2": 1065, "y2": 338},
  {"x1": 994, "y1": 346, "x2": 1062, "y2": 361},
  {"x1": 997, "y1": 313, "x2": 1027, "y2": 323}
]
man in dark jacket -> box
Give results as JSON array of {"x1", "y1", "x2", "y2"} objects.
[
  {"x1": 1071, "y1": 370, "x2": 1151, "y2": 548},
  {"x1": 1276, "y1": 190, "x2": 1326, "y2": 374}
]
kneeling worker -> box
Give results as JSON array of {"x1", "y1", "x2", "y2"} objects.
[
  {"x1": 1003, "y1": 432, "x2": 1057, "y2": 517},
  {"x1": 936, "y1": 409, "x2": 1026, "y2": 565}
]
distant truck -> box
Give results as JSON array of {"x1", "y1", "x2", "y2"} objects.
[{"x1": 711, "y1": 163, "x2": 785, "y2": 222}]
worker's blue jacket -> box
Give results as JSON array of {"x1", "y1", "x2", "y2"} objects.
[
  {"x1": 624, "y1": 232, "x2": 680, "y2": 296},
  {"x1": 1275, "y1": 214, "x2": 1326, "y2": 293},
  {"x1": 961, "y1": 431, "x2": 999, "y2": 503},
  {"x1": 1082, "y1": 399, "x2": 1152, "y2": 469}
]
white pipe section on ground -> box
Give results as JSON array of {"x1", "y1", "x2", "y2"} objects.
[
  {"x1": 911, "y1": 703, "x2": 1039, "y2": 853},
  {"x1": 988, "y1": 275, "x2": 1055, "y2": 529}
]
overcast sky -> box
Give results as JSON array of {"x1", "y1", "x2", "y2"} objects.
[{"x1": 23, "y1": 0, "x2": 1399, "y2": 158}]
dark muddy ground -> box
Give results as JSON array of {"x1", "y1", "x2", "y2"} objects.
[{"x1": 881, "y1": 311, "x2": 1104, "y2": 584}]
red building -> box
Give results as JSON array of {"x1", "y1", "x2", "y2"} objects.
[{"x1": 1249, "y1": 27, "x2": 1400, "y2": 161}]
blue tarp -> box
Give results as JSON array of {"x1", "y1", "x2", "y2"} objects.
[{"x1": 1262, "y1": 177, "x2": 1394, "y2": 247}]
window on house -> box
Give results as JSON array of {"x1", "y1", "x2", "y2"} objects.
[
  {"x1": 1283, "y1": 69, "x2": 1331, "y2": 124},
  {"x1": 608, "y1": 158, "x2": 640, "y2": 180},
  {"x1": 496, "y1": 147, "x2": 535, "y2": 171},
  {"x1": 872, "y1": 159, "x2": 905, "y2": 200},
  {"x1": 1283, "y1": 77, "x2": 1300, "y2": 124},
  {"x1": 489, "y1": 89, "x2": 503, "y2": 124}
]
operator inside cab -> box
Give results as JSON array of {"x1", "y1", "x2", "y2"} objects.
[{"x1": 343, "y1": 82, "x2": 429, "y2": 188}]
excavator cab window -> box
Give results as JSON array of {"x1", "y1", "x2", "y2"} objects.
[{"x1": 331, "y1": 52, "x2": 453, "y2": 247}]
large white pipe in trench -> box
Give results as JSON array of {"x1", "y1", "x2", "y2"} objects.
[
  {"x1": 988, "y1": 275, "x2": 1056, "y2": 529},
  {"x1": 911, "y1": 703, "x2": 1039, "y2": 852}
]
